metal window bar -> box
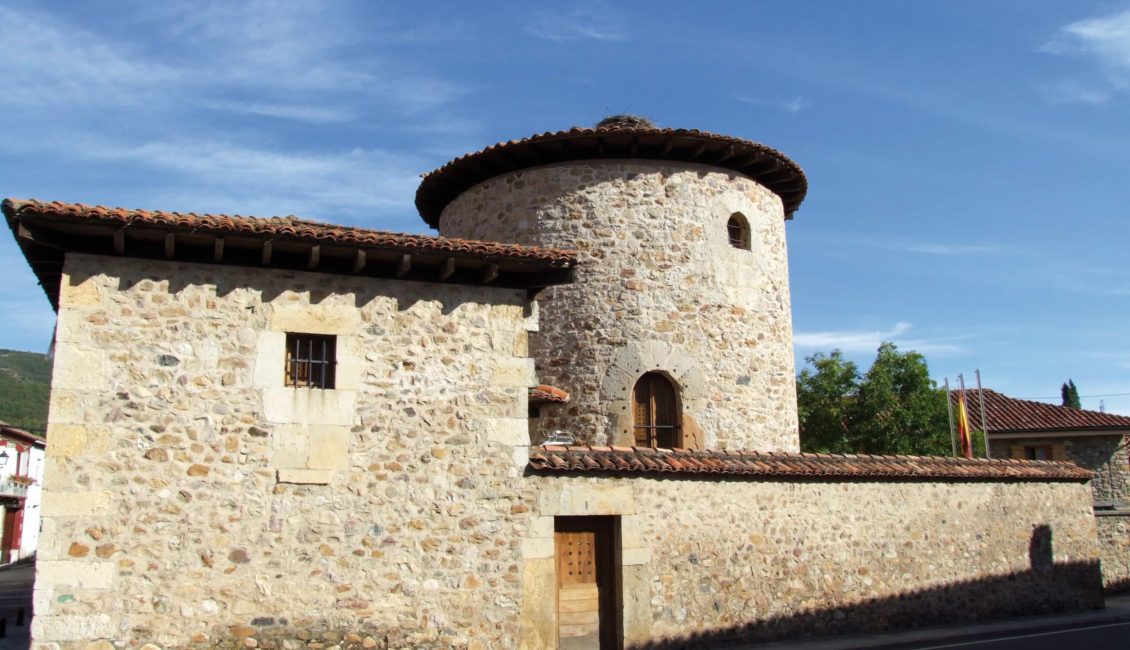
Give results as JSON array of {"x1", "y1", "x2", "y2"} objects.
[
  {"x1": 633, "y1": 424, "x2": 679, "y2": 448},
  {"x1": 727, "y1": 215, "x2": 750, "y2": 250},
  {"x1": 285, "y1": 334, "x2": 336, "y2": 389}
]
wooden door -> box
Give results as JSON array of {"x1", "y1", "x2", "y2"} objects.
[
  {"x1": 556, "y1": 517, "x2": 618, "y2": 649},
  {"x1": 0, "y1": 507, "x2": 16, "y2": 564},
  {"x1": 632, "y1": 372, "x2": 680, "y2": 448}
]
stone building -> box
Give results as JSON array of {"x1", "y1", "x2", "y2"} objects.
[
  {"x1": 3, "y1": 119, "x2": 1108, "y2": 649},
  {"x1": 960, "y1": 388, "x2": 1130, "y2": 591}
]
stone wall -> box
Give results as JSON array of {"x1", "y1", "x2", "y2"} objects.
[
  {"x1": 35, "y1": 254, "x2": 540, "y2": 649},
  {"x1": 438, "y1": 161, "x2": 799, "y2": 452},
  {"x1": 34, "y1": 253, "x2": 1106, "y2": 649},
  {"x1": 990, "y1": 434, "x2": 1130, "y2": 504},
  {"x1": 1096, "y1": 513, "x2": 1130, "y2": 592},
  {"x1": 520, "y1": 474, "x2": 1103, "y2": 648}
]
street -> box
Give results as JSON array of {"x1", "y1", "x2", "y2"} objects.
[
  {"x1": 0, "y1": 562, "x2": 33, "y2": 650},
  {"x1": 915, "y1": 621, "x2": 1130, "y2": 650}
]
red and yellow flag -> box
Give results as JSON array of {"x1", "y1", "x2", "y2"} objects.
[{"x1": 956, "y1": 389, "x2": 974, "y2": 459}]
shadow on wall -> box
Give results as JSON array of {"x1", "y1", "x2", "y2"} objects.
[
  {"x1": 1106, "y1": 576, "x2": 1130, "y2": 595},
  {"x1": 630, "y1": 525, "x2": 1104, "y2": 649}
]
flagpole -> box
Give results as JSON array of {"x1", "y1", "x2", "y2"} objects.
[
  {"x1": 976, "y1": 369, "x2": 990, "y2": 459},
  {"x1": 945, "y1": 377, "x2": 957, "y2": 457},
  {"x1": 957, "y1": 373, "x2": 973, "y2": 459}
]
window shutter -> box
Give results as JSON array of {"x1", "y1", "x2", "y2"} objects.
[
  {"x1": 631, "y1": 373, "x2": 682, "y2": 448},
  {"x1": 1051, "y1": 444, "x2": 1068, "y2": 462},
  {"x1": 1009, "y1": 445, "x2": 1024, "y2": 460},
  {"x1": 632, "y1": 380, "x2": 650, "y2": 446}
]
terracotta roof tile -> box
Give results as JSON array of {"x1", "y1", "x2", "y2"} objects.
[
  {"x1": 528, "y1": 446, "x2": 1091, "y2": 482},
  {"x1": 415, "y1": 125, "x2": 807, "y2": 227},
  {"x1": 0, "y1": 420, "x2": 46, "y2": 446},
  {"x1": 4, "y1": 199, "x2": 577, "y2": 264},
  {"x1": 529, "y1": 384, "x2": 570, "y2": 403},
  {"x1": 954, "y1": 388, "x2": 1130, "y2": 433}
]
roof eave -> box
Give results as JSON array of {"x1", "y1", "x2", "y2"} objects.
[
  {"x1": 415, "y1": 127, "x2": 808, "y2": 228},
  {"x1": 4, "y1": 200, "x2": 578, "y2": 311}
]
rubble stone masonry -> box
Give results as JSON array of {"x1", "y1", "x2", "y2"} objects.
[
  {"x1": 35, "y1": 254, "x2": 540, "y2": 649},
  {"x1": 438, "y1": 161, "x2": 799, "y2": 451},
  {"x1": 1096, "y1": 513, "x2": 1130, "y2": 592},
  {"x1": 33, "y1": 253, "x2": 1105, "y2": 649},
  {"x1": 515, "y1": 473, "x2": 1105, "y2": 648}
]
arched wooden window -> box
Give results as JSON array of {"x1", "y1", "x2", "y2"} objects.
[
  {"x1": 632, "y1": 372, "x2": 681, "y2": 448},
  {"x1": 727, "y1": 212, "x2": 750, "y2": 250}
]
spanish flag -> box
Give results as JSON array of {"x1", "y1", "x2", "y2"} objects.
[{"x1": 956, "y1": 389, "x2": 974, "y2": 459}]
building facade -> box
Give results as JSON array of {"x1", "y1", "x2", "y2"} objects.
[
  {"x1": 0, "y1": 421, "x2": 46, "y2": 564},
  {"x1": 5, "y1": 120, "x2": 1107, "y2": 649},
  {"x1": 961, "y1": 388, "x2": 1130, "y2": 591}
]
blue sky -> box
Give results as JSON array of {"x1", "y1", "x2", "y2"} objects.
[{"x1": 2, "y1": 1, "x2": 1129, "y2": 412}]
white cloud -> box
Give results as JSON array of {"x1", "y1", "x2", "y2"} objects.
[
  {"x1": 893, "y1": 243, "x2": 998, "y2": 256},
  {"x1": 1043, "y1": 9, "x2": 1130, "y2": 102},
  {"x1": 525, "y1": 5, "x2": 627, "y2": 42},
  {"x1": 1038, "y1": 80, "x2": 1110, "y2": 105},
  {"x1": 0, "y1": 3, "x2": 465, "y2": 117},
  {"x1": 794, "y1": 321, "x2": 966, "y2": 356},
  {"x1": 61, "y1": 135, "x2": 426, "y2": 224},
  {"x1": 200, "y1": 101, "x2": 357, "y2": 124},
  {"x1": 736, "y1": 95, "x2": 810, "y2": 114},
  {"x1": 0, "y1": 5, "x2": 180, "y2": 107}
]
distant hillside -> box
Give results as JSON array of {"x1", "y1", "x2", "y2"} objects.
[{"x1": 0, "y1": 349, "x2": 51, "y2": 436}]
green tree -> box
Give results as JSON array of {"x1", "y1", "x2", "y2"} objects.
[
  {"x1": 796, "y1": 351, "x2": 859, "y2": 453},
  {"x1": 798, "y1": 342, "x2": 951, "y2": 456},
  {"x1": 1061, "y1": 379, "x2": 1081, "y2": 409}
]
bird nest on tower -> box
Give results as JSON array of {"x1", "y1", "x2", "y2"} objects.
[{"x1": 595, "y1": 114, "x2": 656, "y2": 130}]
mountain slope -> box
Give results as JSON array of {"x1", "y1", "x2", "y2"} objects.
[{"x1": 0, "y1": 349, "x2": 51, "y2": 435}]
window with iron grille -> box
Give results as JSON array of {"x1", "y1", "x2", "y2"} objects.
[
  {"x1": 727, "y1": 212, "x2": 751, "y2": 250},
  {"x1": 284, "y1": 333, "x2": 337, "y2": 389}
]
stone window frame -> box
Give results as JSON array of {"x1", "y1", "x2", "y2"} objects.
[
  {"x1": 726, "y1": 212, "x2": 751, "y2": 251},
  {"x1": 602, "y1": 342, "x2": 707, "y2": 449},
  {"x1": 253, "y1": 303, "x2": 364, "y2": 485}
]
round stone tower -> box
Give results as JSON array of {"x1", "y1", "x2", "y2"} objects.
[{"x1": 417, "y1": 117, "x2": 807, "y2": 451}]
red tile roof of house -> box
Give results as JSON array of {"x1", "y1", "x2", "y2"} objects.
[
  {"x1": 0, "y1": 420, "x2": 46, "y2": 447},
  {"x1": 4, "y1": 199, "x2": 578, "y2": 308},
  {"x1": 953, "y1": 388, "x2": 1130, "y2": 433},
  {"x1": 529, "y1": 384, "x2": 570, "y2": 403},
  {"x1": 415, "y1": 124, "x2": 807, "y2": 227},
  {"x1": 4, "y1": 199, "x2": 577, "y2": 263},
  {"x1": 528, "y1": 446, "x2": 1092, "y2": 482}
]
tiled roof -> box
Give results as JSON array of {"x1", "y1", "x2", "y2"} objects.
[
  {"x1": 415, "y1": 125, "x2": 807, "y2": 227},
  {"x1": 5, "y1": 199, "x2": 578, "y2": 309},
  {"x1": 528, "y1": 446, "x2": 1092, "y2": 482},
  {"x1": 4, "y1": 199, "x2": 576, "y2": 263},
  {"x1": 953, "y1": 388, "x2": 1130, "y2": 433},
  {"x1": 529, "y1": 384, "x2": 570, "y2": 403},
  {"x1": 0, "y1": 420, "x2": 46, "y2": 446}
]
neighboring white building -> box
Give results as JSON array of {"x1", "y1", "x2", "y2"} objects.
[{"x1": 0, "y1": 421, "x2": 46, "y2": 562}]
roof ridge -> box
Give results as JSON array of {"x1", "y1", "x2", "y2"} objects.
[
  {"x1": 414, "y1": 126, "x2": 807, "y2": 227},
  {"x1": 3, "y1": 198, "x2": 579, "y2": 259},
  {"x1": 954, "y1": 387, "x2": 1130, "y2": 430},
  {"x1": 529, "y1": 446, "x2": 1091, "y2": 481}
]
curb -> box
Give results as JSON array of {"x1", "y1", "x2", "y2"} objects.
[{"x1": 746, "y1": 602, "x2": 1130, "y2": 650}]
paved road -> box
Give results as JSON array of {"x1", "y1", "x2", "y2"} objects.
[
  {"x1": 0, "y1": 563, "x2": 32, "y2": 650},
  {"x1": 914, "y1": 621, "x2": 1130, "y2": 650}
]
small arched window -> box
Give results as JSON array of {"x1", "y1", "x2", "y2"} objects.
[
  {"x1": 727, "y1": 212, "x2": 751, "y2": 250},
  {"x1": 632, "y1": 372, "x2": 681, "y2": 448}
]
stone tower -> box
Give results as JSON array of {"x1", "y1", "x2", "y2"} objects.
[{"x1": 417, "y1": 117, "x2": 807, "y2": 451}]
